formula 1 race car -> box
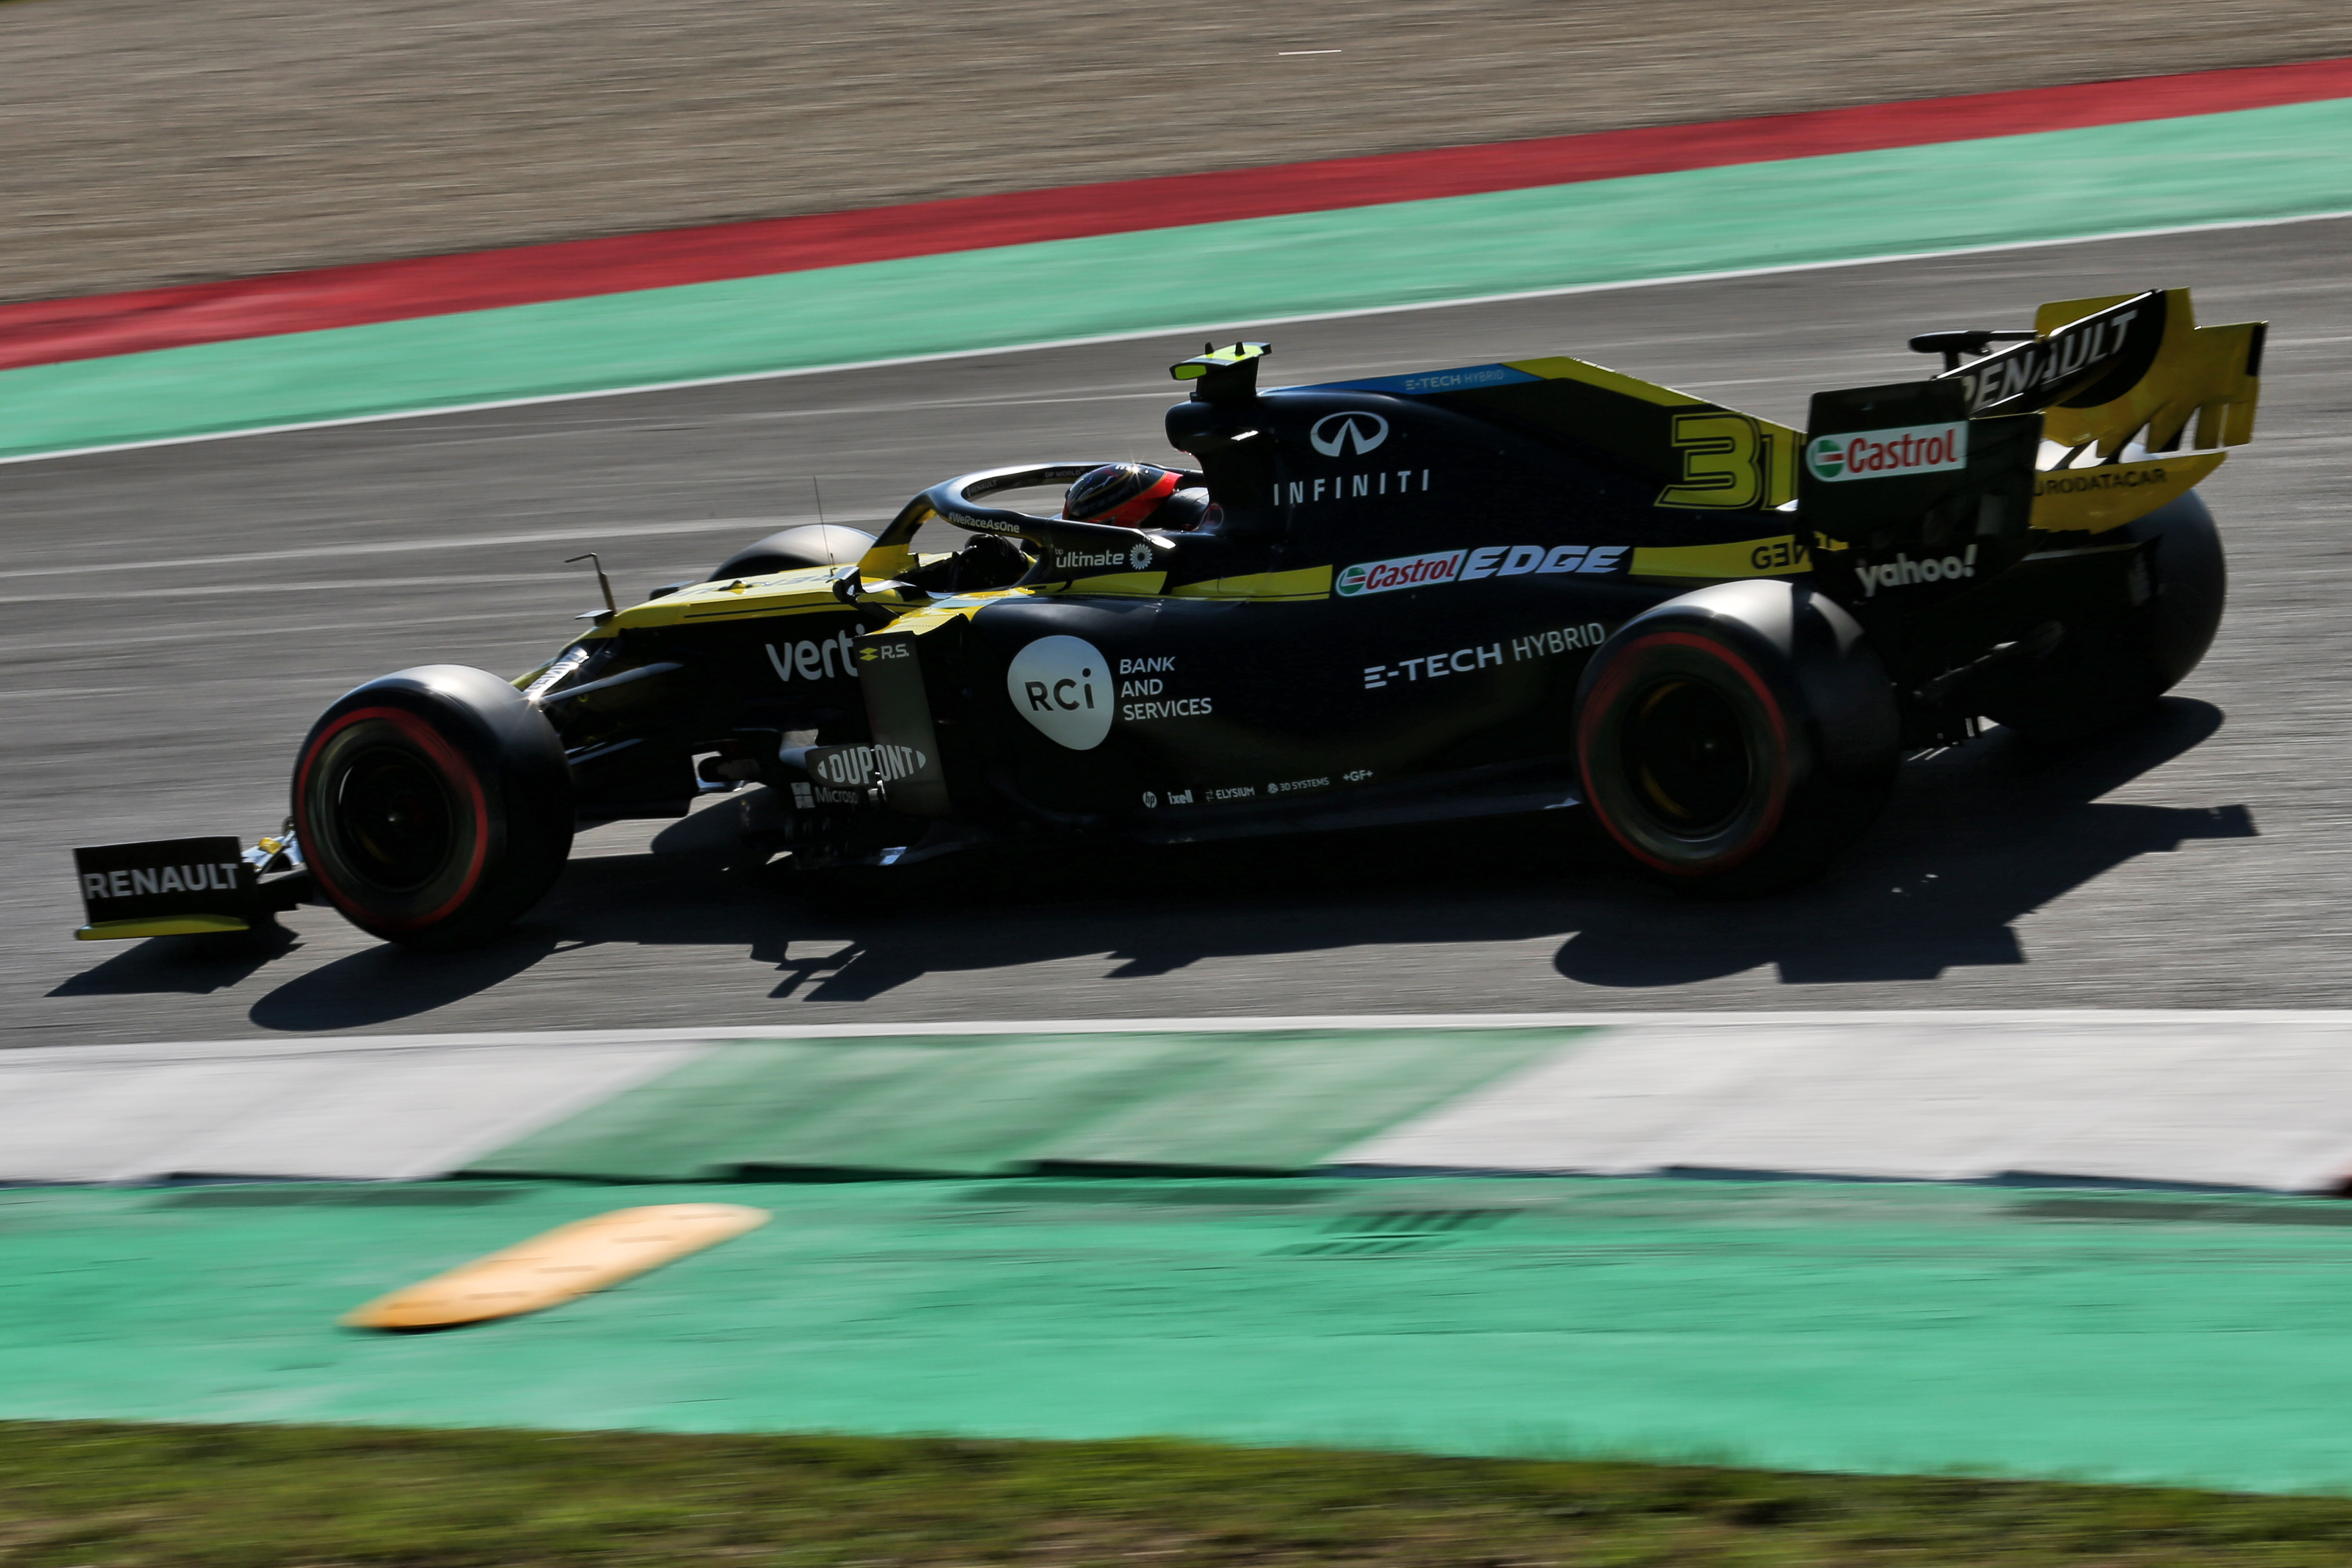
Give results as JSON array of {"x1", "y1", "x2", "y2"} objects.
[{"x1": 73, "y1": 287, "x2": 2262, "y2": 946}]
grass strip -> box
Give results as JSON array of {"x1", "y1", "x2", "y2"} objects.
[{"x1": 7, "y1": 1422, "x2": 2352, "y2": 1568}]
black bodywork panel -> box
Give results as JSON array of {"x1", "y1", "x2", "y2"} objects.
[{"x1": 511, "y1": 306, "x2": 2254, "y2": 862}]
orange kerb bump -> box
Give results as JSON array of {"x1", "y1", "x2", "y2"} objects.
[{"x1": 343, "y1": 1203, "x2": 768, "y2": 1330}]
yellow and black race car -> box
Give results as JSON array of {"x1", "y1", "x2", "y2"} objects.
[{"x1": 74, "y1": 288, "x2": 2261, "y2": 947}]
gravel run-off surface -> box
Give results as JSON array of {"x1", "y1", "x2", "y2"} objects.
[{"x1": 3, "y1": 0, "x2": 2351, "y2": 303}]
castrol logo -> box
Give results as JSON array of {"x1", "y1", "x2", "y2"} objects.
[
  {"x1": 1336, "y1": 549, "x2": 1465, "y2": 596},
  {"x1": 1807, "y1": 422, "x2": 1969, "y2": 483}
]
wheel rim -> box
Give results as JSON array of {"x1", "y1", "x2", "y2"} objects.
[
  {"x1": 1623, "y1": 678, "x2": 1753, "y2": 835},
  {"x1": 331, "y1": 744, "x2": 458, "y2": 893}
]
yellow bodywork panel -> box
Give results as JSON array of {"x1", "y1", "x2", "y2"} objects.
[
  {"x1": 343, "y1": 1204, "x2": 768, "y2": 1330},
  {"x1": 1166, "y1": 564, "x2": 1333, "y2": 601},
  {"x1": 883, "y1": 589, "x2": 1031, "y2": 636},
  {"x1": 2035, "y1": 288, "x2": 2263, "y2": 459},
  {"x1": 855, "y1": 541, "x2": 921, "y2": 581},
  {"x1": 610, "y1": 566, "x2": 843, "y2": 628},
  {"x1": 2031, "y1": 451, "x2": 2225, "y2": 534},
  {"x1": 1631, "y1": 535, "x2": 1813, "y2": 580},
  {"x1": 1990, "y1": 288, "x2": 2262, "y2": 534},
  {"x1": 610, "y1": 565, "x2": 941, "y2": 629},
  {"x1": 76, "y1": 914, "x2": 250, "y2": 941},
  {"x1": 1034, "y1": 571, "x2": 1167, "y2": 597},
  {"x1": 1505, "y1": 355, "x2": 1705, "y2": 409},
  {"x1": 1655, "y1": 411, "x2": 1803, "y2": 511},
  {"x1": 1501, "y1": 357, "x2": 1805, "y2": 510}
]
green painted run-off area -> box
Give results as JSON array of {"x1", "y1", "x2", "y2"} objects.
[
  {"x1": 12, "y1": 1178, "x2": 2352, "y2": 1494},
  {"x1": 5, "y1": 98, "x2": 2350, "y2": 460}
]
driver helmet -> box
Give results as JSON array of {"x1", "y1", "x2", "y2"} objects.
[{"x1": 1063, "y1": 463, "x2": 1212, "y2": 531}]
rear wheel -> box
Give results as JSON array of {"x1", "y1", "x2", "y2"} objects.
[
  {"x1": 1982, "y1": 491, "x2": 2225, "y2": 743},
  {"x1": 1576, "y1": 582, "x2": 1898, "y2": 893},
  {"x1": 294, "y1": 665, "x2": 573, "y2": 948}
]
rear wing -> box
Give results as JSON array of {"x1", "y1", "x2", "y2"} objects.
[
  {"x1": 1960, "y1": 287, "x2": 2264, "y2": 453},
  {"x1": 2010, "y1": 288, "x2": 2262, "y2": 534},
  {"x1": 1798, "y1": 288, "x2": 2264, "y2": 578}
]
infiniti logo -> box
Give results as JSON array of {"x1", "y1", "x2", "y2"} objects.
[{"x1": 1309, "y1": 411, "x2": 1390, "y2": 457}]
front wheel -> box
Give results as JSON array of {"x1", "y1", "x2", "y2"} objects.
[
  {"x1": 293, "y1": 665, "x2": 574, "y2": 948},
  {"x1": 1575, "y1": 582, "x2": 1899, "y2": 894}
]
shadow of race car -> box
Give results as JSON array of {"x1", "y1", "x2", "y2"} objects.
[{"x1": 72, "y1": 287, "x2": 2261, "y2": 946}]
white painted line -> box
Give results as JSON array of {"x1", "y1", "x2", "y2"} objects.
[
  {"x1": 0, "y1": 514, "x2": 873, "y2": 583},
  {"x1": 0, "y1": 607, "x2": 590, "y2": 655},
  {"x1": 12, "y1": 1010, "x2": 2352, "y2": 1062},
  {"x1": 0, "y1": 572, "x2": 578, "y2": 607},
  {"x1": 3, "y1": 206, "x2": 2346, "y2": 470}
]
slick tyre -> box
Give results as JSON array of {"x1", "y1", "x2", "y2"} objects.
[
  {"x1": 294, "y1": 665, "x2": 574, "y2": 949},
  {"x1": 1982, "y1": 491, "x2": 2225, "y2": 744},
  {"x1": 1575, "y1": 582, "x2": 1899, "y2": 894}
]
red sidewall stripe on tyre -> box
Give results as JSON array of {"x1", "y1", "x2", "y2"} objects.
[
  {"x1": 295, "y1": 705, "x2": 492, "y2": 932},
  {"x1": 1578, "y1": 629, "x2": 1792, "y2": 877}
]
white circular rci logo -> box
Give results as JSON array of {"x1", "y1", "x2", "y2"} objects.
[
  {"x1": 1006, "y1": 635, "x2": 1113, "y2": 750},
  {"x1": 1309, "y1": 411, "x2": 1390, "y2": 458}
]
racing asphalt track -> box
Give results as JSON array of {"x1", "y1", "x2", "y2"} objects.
[{"x1": 7, "y1": 217, "x2": 2349, "y2": 1046}]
